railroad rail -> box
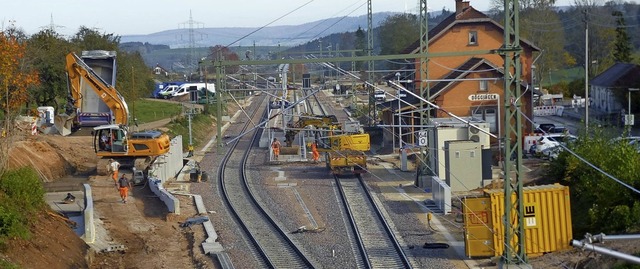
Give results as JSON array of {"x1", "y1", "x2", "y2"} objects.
[
  {"x1": 335, "y1": 174, "x2": 412, "y2": 268},
  {"x1": 217, "y1": 93, "x2": 316, "y2": 268}
]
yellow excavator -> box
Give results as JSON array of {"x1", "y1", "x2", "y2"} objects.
[{"x1": 62, "y1": 52, "x2": 170, "y2": 174}]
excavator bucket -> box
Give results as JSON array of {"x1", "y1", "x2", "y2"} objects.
[{"x1": 54, "y1": 113, "x2": 75, "y2": 136}]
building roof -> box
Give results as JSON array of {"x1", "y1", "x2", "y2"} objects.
[
  {"x1": 590, "y1": 63, "x2": 640, "y2": 89},
  {"x1": 401, "y1": 5, "x2": 540, "y2": 54}
]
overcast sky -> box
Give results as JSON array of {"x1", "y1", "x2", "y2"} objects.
[{"x1": 3, "y1": 0, "x2": 571, "y2": 37}]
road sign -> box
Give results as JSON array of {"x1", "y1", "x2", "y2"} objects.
[{"x1": 418, "y1": 131, "x2": 428, "y2": 146}]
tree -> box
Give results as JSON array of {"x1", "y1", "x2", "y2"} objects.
[
  {"x1": 612, "y1": 10, "x2": 633, "y2": 63},
  {"x1": 70, "y1": 26, "x2": 119, "y2": 52},
  {"x1": 0, "y1": 28, "x2": 40, "y2": 173},
  {"x1": 547, "y1": 128, "x2": 640, "y2": 235},
  {"x1": 520, "y1": 8, "x2": 568, "y2": 85},
  {"x1": 378, "y1": 14, "x2": 419, "y2": 56},
  {"x1": 115, "y1": 51, "x2": 155, "y2": 121},
  {"x1": 208, "y1": 45, "x2": 240, "y2": 74},
  {"x1": 0, "y1": 29, "x2": 40, "y2": 120},
  {"x1": 25, "y1": 29, "x2": 72, "y2": 109},
  {"x1": 354, "y1": 27, "x2": 366, "y2": 71}
]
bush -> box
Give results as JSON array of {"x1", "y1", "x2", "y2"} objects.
[
  {"x1": 547, "y1": 128, "x2": 640, "y2": 236},
  {"x1": 0, "y1": 167, "x2": 46, "y2": 244}
]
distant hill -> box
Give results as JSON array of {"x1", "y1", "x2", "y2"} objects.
[{"x1": 120, "y1": 12, "x2": 399, "y2": 48}]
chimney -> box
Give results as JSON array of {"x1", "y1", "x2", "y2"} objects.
[{"x1": 456, "y1": 0, "x2": 470, "y2": 14}]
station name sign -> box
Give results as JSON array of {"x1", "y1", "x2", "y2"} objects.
[{"x1": 468, "y1": 93, "x2": 499, "y2": 101}]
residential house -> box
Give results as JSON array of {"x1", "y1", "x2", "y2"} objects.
[
  {"x1": 589, "y1": 63, "x2": 640, "y2": 124},
  {"x1": 380, "y1": 0, "x2": 540, "y2": 147},
  {"x1": 153, "y1": 64, "x2": 170, "y2": 77}
]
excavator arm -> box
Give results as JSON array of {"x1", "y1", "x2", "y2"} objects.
[{"x1": 65, "y1": 52, "x2": 129, "y2": 126}]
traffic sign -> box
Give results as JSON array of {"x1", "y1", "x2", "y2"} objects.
[{"x1": 418, "y1": 131, "x2": 428, "y2": 146}]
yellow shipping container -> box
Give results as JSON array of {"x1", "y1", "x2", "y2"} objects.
[{"x1": 462, "y1": 184, "x2": 573, "y2": 257}]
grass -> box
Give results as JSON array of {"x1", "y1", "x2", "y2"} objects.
[
  {"x1": 129, "y1": 99, "x2": 182, "y2": 124},
  {"x1": 542, "y1": 67, "x2": 585, "y2": 87},
  {"x1": 165, "y1": 114, "x2": 215, "y2": 150}
]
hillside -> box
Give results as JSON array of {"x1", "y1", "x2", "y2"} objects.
[{"x1": 120, "y1": 12, "x2": 397, "y2": 47}]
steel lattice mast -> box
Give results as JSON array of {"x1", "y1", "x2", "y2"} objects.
[{"x1": 499, "y1": 0, "x2": 527, "y2": 264}]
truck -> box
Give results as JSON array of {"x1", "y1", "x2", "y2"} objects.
[{"x1": 61, "y1": 52, "x2": 171, "y2": 174}]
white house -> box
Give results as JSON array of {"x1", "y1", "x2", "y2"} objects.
[{"x1": 590, "y1": 63, "x2": 640, "y2": 116}]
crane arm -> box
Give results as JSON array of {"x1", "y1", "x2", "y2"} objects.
[{"x1": 65, "y1": 52, "x2": 129, "y2": 125}]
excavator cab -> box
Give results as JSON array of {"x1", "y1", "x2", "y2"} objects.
[{"x1": 93, "y1": 125, "x2": 128, "y2": 154}]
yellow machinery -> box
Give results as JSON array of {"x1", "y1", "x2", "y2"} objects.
[
  {"x1": 62, "y1": 52, "x2": 170, "y2": 174},
  {"x1": 287, "y1": 116, "x2": 370, "y2": 175},
  {"x1": 284, "y1": 114, "x2": 338, "y2": 147}
]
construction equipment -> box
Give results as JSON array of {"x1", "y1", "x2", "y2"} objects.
[
  {"x1": 287, "y1": 115, "x2": 370, "y2": 175},
  {"x1": 60, "y1": 52, "x2": 170, "y2": 174},
  {"x1": 284, "y1": 114, "x2": 338, "y2": 147}
]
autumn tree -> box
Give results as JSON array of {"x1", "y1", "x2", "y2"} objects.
[
  {"x1": 0, "y1": 28, "x2": 40, "y2": 172},
  {"x1": 0, "y1": 29, "x2": 40, "y2": 123},
  {"x1": 208, "y1": 45, "x2": 240, "y2": 74}
]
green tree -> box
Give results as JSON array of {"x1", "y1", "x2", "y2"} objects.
[
  {"x1": 25, "y1": 29, "x2": 72, "y2": 109},
  {"x1": 378, "y1": 14, "x2": 419, "y2": 56},
  {"x1": 115, "y1": 51, "x2": 155, "y2": 122},
  {"x1": 547, "y1": 128, "x2": 640, "y2": 235},
  {"x1": 354, "y1": 27, "x2": 366, "y2": 71},
  {"x1": 612, "y1": 10, "x2": 633, "y2": 63},
  {"x1": 70, "y1": 26, "x2": 119, "y2": 52},
  {"x1": 521, "y1": 8, "x2": 568, "y2": 86}
]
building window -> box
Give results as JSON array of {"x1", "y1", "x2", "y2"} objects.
[
  {"x1": 468, "y1": 31, "x2": 478, "y2": 45},
  {"x1": 479, "y1": 80, "x2": 488, "y2": 91}
]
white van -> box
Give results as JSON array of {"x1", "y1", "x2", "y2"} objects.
[
  {"x1": 171, "y1": 83, "x2": 215, "y2": 98},
  {"x1": 158, "y1": 85, "x2": 180, "y2": 99}
]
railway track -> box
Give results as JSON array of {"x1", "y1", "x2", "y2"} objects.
[
  {"x1": 217, "y1": 93, "x2": 316, "y2": 268},
  {"x1": 335, "y1": 174, "x2": 412, "y2": 268}
]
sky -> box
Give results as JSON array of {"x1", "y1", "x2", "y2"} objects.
[{"x1": 3, "y1": 0, "x2": 572, "y2": 37}]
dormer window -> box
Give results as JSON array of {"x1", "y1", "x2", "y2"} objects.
[{"x1": 468, "y1": 31, "x2": 478, "y2": 46}]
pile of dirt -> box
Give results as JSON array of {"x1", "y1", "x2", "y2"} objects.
[{"x1": 7, "y1": 135, "x2": 96, "y2": 181}]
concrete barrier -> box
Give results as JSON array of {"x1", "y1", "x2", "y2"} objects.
[
  {"x1": 148, "y1": 177, "x2": 180, "y2": 214},
  {"x1": 82, "y1": 183, "x2": 95, "y2": 243}
]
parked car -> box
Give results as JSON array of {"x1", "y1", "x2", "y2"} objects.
[
  {"x1": 534, "y1": 123, "x2": 556, "y2": 134},
  {"x1": 535, "y1": 134, "x2": 577, "y2": 159}
]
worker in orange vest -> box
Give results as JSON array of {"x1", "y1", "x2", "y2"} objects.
[
  {"x1": 311, "y1": 140, "x2": 320, "y2": 163},
  {"x1": 271, "y1": 138, "x2": 281, "y2": 161}
]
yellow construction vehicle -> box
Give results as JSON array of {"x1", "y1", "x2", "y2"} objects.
[
  {"x1": 286, "y1": 116, "x2": 370, "y2": 175},
  {"x1": 284, "y1": 114, "x2": 338, "y2": 147},
  {"x1": 62, "y1": 52, "x2": 170, "y2": 174},
  {"x1": 317, "y1": 126, "x2": 370, "y2": 175}
]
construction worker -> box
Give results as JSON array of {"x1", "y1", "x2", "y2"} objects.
[
  {"x1": 311, "y1": 140, "x2": 320, "y2": 163},
  {"x1": 187, "y1": 144, "x2": 194, "y2": 157},
  {"x1": 117, "y1": 174, "x2": 133, "y2": 203},
  {"x1": 109, "y1": 159, "x2": 120, "y2": 186},
  {"x1": 271, "y1": 138, "x2": 281, "y2": 160}
]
